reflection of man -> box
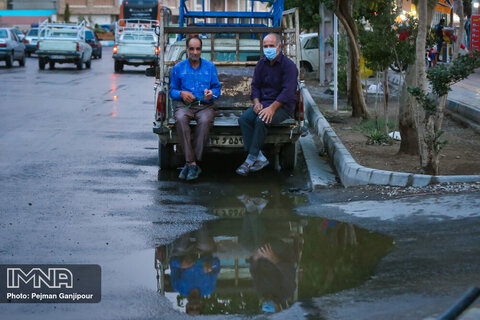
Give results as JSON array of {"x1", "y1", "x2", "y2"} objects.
[
  {"x1": 169, "y1": 225, "x2": 220, "y2": 315},
  {"x1": 170, "y1": 36, "x2": 222, "y2": 180},
  {"x1": 250, "y1": 243, "x2": 296, "y2": 313},
  {"x1": 236, "y1": 33, "x2": 298, "y2": 175}
]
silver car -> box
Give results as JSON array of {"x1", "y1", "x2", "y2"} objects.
[{"x1": 0, "y1": 28, "x2": 26, "y2": 68}]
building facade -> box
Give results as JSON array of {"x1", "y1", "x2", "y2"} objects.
[{"x1": 57, "y1": 0, "x2": 119, "y2": 25}]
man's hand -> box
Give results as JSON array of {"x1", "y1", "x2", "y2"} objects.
[
  {"x1": 257, "y1": 244, "x2": 279, "y2": 264},
  {"x1": 180, "y1": 91, "x2": 196, "y2": 103},
  {"x1": 203, "y1": 88, "x2": 213, "y2": 101},
  {"x1": 253, "y1": 102, "x2": 263, "y2": 114},
  {"x1": 203, "y1": 260, "x2": 213, "y2": 273},
  {"x1": 258, "y1": 106, "x2": 276, "y2": 124}
]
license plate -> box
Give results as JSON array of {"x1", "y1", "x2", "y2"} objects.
[
  {"x1": 50, "y1": 55, "x2": 65, "y2": 59},
  {"x1": 208, "y1": 136, "x2": 244, "y2": 147},
  {"x1": 212, "y1": 207, "x2": 246, "y2": 218},
  {"x1": 128, "y1": 59, "x2": 144, "y2": 63}
]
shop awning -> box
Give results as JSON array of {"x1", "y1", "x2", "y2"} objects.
[{"x1": 436, "y1": 0, "x2": 453, "y2": 14}]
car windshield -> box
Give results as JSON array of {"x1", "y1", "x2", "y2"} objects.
[
  {"x1": 14, "y1": 29, "x2": 22, "y2": 35},
  {"x1": 0, "y1": 30, "x2": 7, "y2": 39},
  {"x1": 27, "y1": 29, "x2": 38, "y2": 36},
  {"x1": 85, "y1": 31, "x2": 94, "y2": 40},
  {"x1": 121, "y1": 32, "x2": 155, "y2": 42},
  {"x1": 50, "y1": 30, "x2": 78, "y2": 38}
]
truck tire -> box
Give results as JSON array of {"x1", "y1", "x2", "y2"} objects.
[
  {"x1": 49, "y1": 61, "x2": 55, "y2": 69},
  {"x1": 158, "y1": 142, "x2": 183, "y2": 169},
  {"x1": 76, "y1": 58, "x2": 83, "y2": 70},
  {"x1": 86, "y1": 57, "x2": 91, "y2": 69},
  {"x1": 280, "y1": 142, "x2": 298, "y2": 170},
  {"x1": 114, "y1": 60, "x2": 123, "y2": 73},
  {"x1": 19, "y1": 55, "x2": 25, "y2": 67},
  {"x1": 6, "y1": 52, "x2": 13, "y2": 68},
  {"x1": 38, "y1": 58, "x2": 46, "y2": 70}
]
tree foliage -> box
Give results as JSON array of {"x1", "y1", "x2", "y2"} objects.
[
  {"x1": 284, "y1": 0, "x2": 321, "y2": 30},
  {"x1": 64, "y1": 3, "x2": 71, "y2": 23}
]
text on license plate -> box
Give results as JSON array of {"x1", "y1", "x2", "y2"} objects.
[
  {"x1": 128, "y1": 59, "x2": 144, "y2": 63},
  {"x1": 208, "y1": 136, "x2": 244, "y2": 147},
  {"x1": 50, "y1": 55, "x2": 65, "y2": 59}
]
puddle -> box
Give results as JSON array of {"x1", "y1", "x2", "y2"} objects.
[{"x1": 154, "y1": 191, "x2": 395, "y2": 315}]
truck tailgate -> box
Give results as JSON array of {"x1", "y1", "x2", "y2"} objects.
[
  {"x1": 39, "y1": 40, "x2": 77, "y2": 52},
  {"x1": 117, "y1": 42, "x2": 155, "y2": 56}
]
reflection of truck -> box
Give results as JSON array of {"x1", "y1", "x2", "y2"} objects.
[
  {"x1": 36, "y1": 20, "x2": 92, "y2": 70},
  {"x1": 152, "y1": 0, "x2": 305, "y2": 171},
  {"x1": 113, "y1": 19, "x2": 159, "y2": 73}
]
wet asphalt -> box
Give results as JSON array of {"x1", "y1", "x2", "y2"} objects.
[{"x1": 0, "y1": 55, "x2": 479, "y2": 320}]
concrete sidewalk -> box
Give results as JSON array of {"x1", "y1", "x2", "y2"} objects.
[
  {"x1": 301, "y1": 72, "x2": 480, "y2": 187},
  {"x1": 447, "y1": 68, "x2": 480, "y2": 132}
]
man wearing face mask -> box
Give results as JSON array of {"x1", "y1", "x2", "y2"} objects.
[
  {"x1": 236, "y1": 33, "x2": 298, "y2": 175},
  {"x1": 170, "y1": 36, "x2": 222, "y2": 180}
]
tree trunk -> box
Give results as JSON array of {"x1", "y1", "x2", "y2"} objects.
[
  {"x1": 335, "y1": 0, "x2": 369, "y2": 118},
  {"x1": 383, "y1": 68, "x2": 389, "y2": 134},
  {"x1": 398, "y1": 65, "x2": 419, "y2": 155},
  {"x1": 415, "y1": 0, "x2": 435, "y2": 171}
]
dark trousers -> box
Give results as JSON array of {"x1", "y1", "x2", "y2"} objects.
[
  {"x1": 238, "y1": 106, "x2": 291, "y2": 157},
  {"x1": 175, "y1": 102, "x2": 215, "y2": 163}
]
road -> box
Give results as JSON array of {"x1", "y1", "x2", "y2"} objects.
[{"x1": 0, "y1": 55, "x2": 479, "y2": 320}]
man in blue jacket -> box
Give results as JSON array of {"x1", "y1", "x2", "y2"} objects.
[
  {"x1": 236, "y1": 33, "x2": 298, "y2": 175},
  {"x1": 170, "y1": 36, "x2": 222, "y2": 180}
]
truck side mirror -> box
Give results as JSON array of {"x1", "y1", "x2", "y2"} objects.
[{"x1": 145, "y1": 67, "x2": 156, "y2": 77}]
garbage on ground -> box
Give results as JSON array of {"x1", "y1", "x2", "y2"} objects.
[{"x1": 388, "y1": 131, "x2": 401, "y2": 140}]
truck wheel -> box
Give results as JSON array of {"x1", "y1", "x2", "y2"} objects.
[
  {"x1": 114, "y1": 61, "x2": 123, "y2": 73},
  {"x1": 280, "y1": 142, "x2": 298, "y2": 170},
  {"x1": 158, "y1": 142, "x2": 183, "y2": 169},
  {"x1": 19, "y1": 55, "x2": 25, "y2": 67},
  {"x1": 49, "y1": 61, "x2": 55, "y2": 69},
  {"x1": 76, "y1": 58, "x2": 83, "y2": 70},
  {"x1": 38, "y1": 58, "x2": 46, "y2": 70},
  {"x1": 86, "y1": 57, "x2": 91, "y2": 69},
  {"x1": 6, "y1": 53, "x2": 13, "y2": 68},
  {"x1": 98, "y1": 49, "x2": 102, "y2": 59}
]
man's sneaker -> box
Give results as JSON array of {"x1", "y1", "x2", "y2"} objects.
[
  {"x1": 250, "y1": 159, "x2": 270, "y2": 172},
  {"x1": 186, "y1": 165, "x2": 202, "y2": 181},
  {"x1": 178, "y1": 164, "x2": 189, "y2": 180}
]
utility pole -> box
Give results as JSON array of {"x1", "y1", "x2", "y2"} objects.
[
  {"x1": 319, "y1": 3, "x2": 325, "y2": 85},
  {"x1": 333, "y1": 13, "x2": 338, "y2": 111}
]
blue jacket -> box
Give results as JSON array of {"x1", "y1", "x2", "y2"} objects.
[{"x1": 169, "y1": 58, "x2": 222, "y2": 103}]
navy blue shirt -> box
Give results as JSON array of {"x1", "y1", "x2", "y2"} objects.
[{"x1": 251, "y1": 53, "x2": 298, "y2": 115}]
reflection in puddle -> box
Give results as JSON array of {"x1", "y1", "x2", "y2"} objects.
[{"x1": 154, "y1": 192, "x2": 395, "y2": 316}]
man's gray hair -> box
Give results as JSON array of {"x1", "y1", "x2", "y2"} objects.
[{"x1": 265, "y1": 33, "x2": 282, "y2": 46}]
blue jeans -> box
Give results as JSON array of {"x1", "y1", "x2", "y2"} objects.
[{"x1": 238, "y1": 106, "x2": 291, "y2": 157}]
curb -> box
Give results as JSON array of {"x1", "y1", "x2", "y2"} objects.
[
  {"x1": 446, "y1": 99, "x2": 480, "y2": 133},
  {"x1": 299, "y1": 135, "x2": 337, "y2": 189},
  {"x1": 301, "y1": 85, "x2": 480, "y2": 187}
]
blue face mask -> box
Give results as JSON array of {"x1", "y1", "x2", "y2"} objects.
[{"x1": 263, "y1": 47, "x2": 278, "y2": 60}]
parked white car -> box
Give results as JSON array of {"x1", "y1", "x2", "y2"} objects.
[
  {"x1": 0, "y1": 28, "x2": 26, "y2": 68},
  {"x1": 299, "y1": 33, "x2": 332, "y2": 73}
]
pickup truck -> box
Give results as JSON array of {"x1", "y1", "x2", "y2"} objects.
[
  {"x1": 152, "y1": 7, "x2": 305, "y2": 171},
  {"x1": 36, "y1": 20, "x2": 92, "y2": 70},
  {"x1": 112, "y1": 19, "x2": 158, "y2": 73}
]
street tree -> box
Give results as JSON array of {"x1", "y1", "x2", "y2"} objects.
[
  {"x1": 359, "y1": 1, "x2": 416, "y2": 135},
  {"x1": 64, "y1": 3, "x2": 71, "y2": 23},
  {"x1": 285, "y1": 0, "x2": 369, "y2": 118},
  {"x1": 408, "y1": 51, "x2": 480, "y2": 174}
]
